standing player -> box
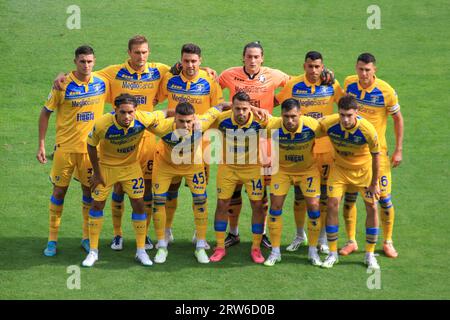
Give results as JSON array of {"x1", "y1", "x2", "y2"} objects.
[
  {"x1": 264, "y1": 99, "x2": 324, "y2": 267},
  {"x1": 217, "y1": 41, "x2": 290, "y2": 249},
  {"x1": 275, "y1": 51, "x2": 344, "y2": 254},
  {"x1": 82, "y1": 94, "x2": 167, "y2": 267},
  {"x1": 155, "y1": 43, "x2": 224, "y2": 245},
  {"x1": 340, "y1": 53, "x2": 403, "y2": 258},
  {"x1": 320, "y1": 95, "x2": 381, "y2": 270},
  {"x1": 37, "y1": 45, "x2": 109, "y2": 256},
  {"x1": 209, "y1": 92, "x2": 269, "y2": 264}
]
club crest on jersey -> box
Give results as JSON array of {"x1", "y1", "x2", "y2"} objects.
[
  {"x1": 258, "y1": 74, "x2": 266, "y2": 83},
  {"x1": 92, "y1": 83, "x2": 102, "y2": 92},
  {"x1": 371, "y1": 95, "x2": 379, "y2": 103}
]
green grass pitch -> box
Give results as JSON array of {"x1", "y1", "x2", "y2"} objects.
[{"x1": 0, "y1": 0, "x2": 449, "y2": 299}]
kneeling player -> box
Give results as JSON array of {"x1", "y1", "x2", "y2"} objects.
[
  {"x1": 82, "y1": 94, "x2": 166, "y2": 267},
  {"x1": 264, "y1": 99, "x2": 323, "y2": 267},
  {"x1": 320, "y1": 95, "x2": 381, "y2": 270}
]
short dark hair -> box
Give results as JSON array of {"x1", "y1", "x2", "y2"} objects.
[
  {"x1": 243, "y1": 41, "x2": 264, "y2": 56},
  {"x1": 114, "y1": 93, "x2": 138, "y2": 108},
  {"x1": 181, "y1": 43, "x2": 201, "y2": 57},
  {"x1": 304, "y1": 51, "x2": 323, "y2": 62},
  {"x1": 175, "y1": 102, "x2": 195, "y2": 115},
  {"x1": 232, "y1": 91, "x2": 251, "y2": 104},
  {"x1": 338, "y1": 95, "x2": 359, "y2": 111},
  {"x1": 357, "y1": 52, "x2": 376, "y2": 65},
  {"x1": 281, "y1": 98, "x2": 300, "y2": 112},
  {"x1": 75, "y1": 45, "x2": 94, "y2": 59},
  {"x1": 128, "y1": 35, "x2": 148, "y2": 51}
]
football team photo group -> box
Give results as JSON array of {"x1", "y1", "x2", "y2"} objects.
[{"x1": 38, "y1": 35, "x2": 403, "y2": 272}]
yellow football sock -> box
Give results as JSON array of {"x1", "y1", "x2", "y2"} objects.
[
  {"x1": 268, "y1": 209, "x2": 283, "y2": 248},
  {"x1": 343, "y1": 192, "x2": 358, "y2": 242},
  {"x1": 165, "y1": 191, "x2": 178, "y2": 229},
  {"x1": 81, "y1": 196, "x2": 92, "y2": 240},
  {"x1": 251, "y1": 224, "x2": 264, "y2": 249},
  {"x1": 48, "y1": 196, "x2": 64, "y2": 242},
  {"x1": 193, "y1": 194, "x2": 208, "y2": 240},
  {"x1": 88, "y1": 209, "x2": 104, "y2": 250},
  {"x1": 144, "y1": 195, "x2": 153, "y2": 235},
  {"x1": 214, "y1": 220, "x2": 227, "y2": 248},
  {"x1": 365, "y1": 227, "x2": 379, "y2": 253},
  {"x1": 307, "y1": 209, "x2": 321, "y2": 247},
  {"x1": 379, "y1": 196, "x2": 395, "y2": 242},
  {"x1": 111, "y1": 192, "x2": 124, "y2": 237},
  {"x1": 319, "y1": 185, "x2": 328, "y2": 230},
  {"x1": 132, "y1": 212, "x2": 147, "y2": 249},
  {"x1": 152, "y1": 193, "x2": 167, "y2": 241}
]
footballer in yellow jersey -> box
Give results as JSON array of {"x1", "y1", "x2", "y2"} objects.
[
  {"x1": 150, "y1": 103, "x2": 228, "y2": 264},
  {"x1": 275, "y1": 51, "x2": 345, "y2": 254},
  {"x1": 263, "y1": 99, "x2": 324, "y2": 267},
  {"x1": 81, "y1": 94, "x2": 167, "y2": 267},
  {"x1": 209, "y1": 91, "x2": 269, "y2": 264},
  {"x1": 155, "y1": 43, "x2": 224, "y2": 245},
  {"x1": 340, "y1": 53, "x2": 404, "y2": 258},
  {"x1": 319, "y1": 95, "x2": 381, "y2": 271},
  {"x1": 37, "y1": 46, "x2": 109, "y2": 257}
]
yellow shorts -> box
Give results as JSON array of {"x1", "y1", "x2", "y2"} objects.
[
  {"x1": 271, "y1": 166, "x2": 321, "y2": 198},
  {"x1": 314, "y1": 151, "x2": 334, "y2": 184},
  {"x1": 92, "y1": 162, "x2": 144, "y2": 201},
  {"x1": 50, "y1": 150, "x2": 92, "y2": 187},
  {"x1": 328, "y1": 164, "x2": 375, "y2": 203},
  {"x1": 152, "y1": 154, "x2": 207, "y2": 196},
  {"x1": 217, "y1": 165, "x2": 263, "y2": 201},
  {"x1": 138, "y1": 133, "x2": 157, "y2": 180}
]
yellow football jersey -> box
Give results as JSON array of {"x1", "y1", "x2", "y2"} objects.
[
  {"x1": 266, "y1": 116, "x2": 323, "y2": 172},
  {"x1": 87, "y1": 110, "x2": 165, "y2": 167},
  {"x1": 212, "y1": 110, "x2": 267, "y2": 169},
  {"x1": 276, "y1": 74, "x2": 344, "y2": 153},
  {"x1": 151, "y1": 107, "x2": 221, "y2": 167},
  {"x1": 44, "y1": 72, "x2": 109, "y2": 153},
  {"x1": 97, "y1": 60, "x2": 170, "y2": 112},
  {"x1": 320, "y1": 114, "x2": 379, "y2": 169},
  {"x1": 157, "y1": 70, "x2": 224, "y2": 114},
  {"x1": 344, "y1": 75, "x2": 400, "y2": 153}
]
